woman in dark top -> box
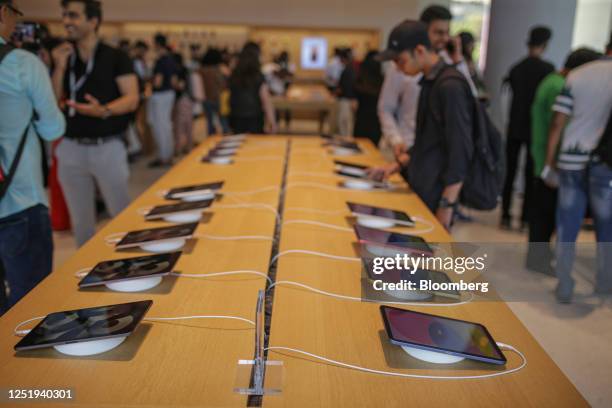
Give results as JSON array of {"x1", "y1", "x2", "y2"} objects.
[
  {"x1": 229, "y1": 48, "x2": 277, "y2": 134},
  {"x1": 353, "y1": 50, "x2": 383, "y2": 145}
]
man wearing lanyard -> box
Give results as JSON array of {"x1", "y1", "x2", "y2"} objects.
[
  {"x1": 51, "y1": 0, "x2": 138, "y2": 247},
  {"x1": 0, "y1": 0, "x2": 65, "y2": 314}
]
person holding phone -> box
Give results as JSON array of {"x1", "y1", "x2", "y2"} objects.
[{"x1": 51, "y1": 0, "x2": 139, "y2": 247}]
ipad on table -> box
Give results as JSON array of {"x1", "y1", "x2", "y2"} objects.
[
  {"x1": 78, "y1": 252, "x2": 182, "y2": 288},
  {"x1": 145, "y1": 200, "x2": 213, "y2": 221},
  {"x1": 347, "y1": 202, "x2": 415, "y2": 227},
  {"x1": 165, "y1": 181, "x2": 224, "y2": 200},
  {"x1": 354, "y1": 224, "x2": 432, "y2": 255},
  {"x1": 380, "y1": 306, "x2": 506, "y2": 365},
  {"x1": 14, "y1": 300, "x2": 153, "y2": 352},
  {"x1": 115, "y1": 222, "x2": 198, "y2": 250}
]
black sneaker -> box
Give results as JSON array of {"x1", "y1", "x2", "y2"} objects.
[
  {"x1": 148, "y1": 159, "x2": 163, "y2": 168},
  {"x1": 500, "y1": 216, "x2": 512, "y2": 230}
]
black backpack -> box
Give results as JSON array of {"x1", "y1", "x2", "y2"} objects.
[
  {"x1": 430, "y1": 67, "x2": 505, "y2": 211},
  {"x1": 593, "y1": 108, "x2": 612, "y2": 168},
  {"x1": 0, "y1": 44, "x2": 34, "y2": 202}
]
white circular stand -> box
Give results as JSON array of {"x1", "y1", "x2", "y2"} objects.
[
  {"x1": 218, "y1": 142, "x2": 242, "y2": 149},
  {"x1": 215, "y1": 148, "x2": 238, "y2": 155},
  {"x1": 401, "y1": 346, "x2": 465, "y2": 364},
  {"x1": 105, "y1": 276, "x2": 163, "y2": 292},
  {"x1": 336, "y1": 166, "x2": 366, "y2": 177},
  {"x1": 54, "y1": 336, "x2": 127, "y2": 356},
  {"x1": 163, "y1": 211, "x2": 202, "y2": 223},
  {"x1": 357, "y1": 216, "x2": 395, "y2": 229},
  {"x1": 210, "y1": 157, "x2": 233, "y2": 165},
  {"x1": 140, "y1": 238, "x2": 186, "y2": 253},
  {"x1": 333, "y1": 147, "x2": 357, "y2": 156},
  {"x1": 343, "y1": 180, "x2": 374, "y2": 191},
  {"x1": 180, "y1": 192, "x2": 216, "y2": 202},
  {"x1": 383, "y1": 288, "x2": 432, "y2": 301}
]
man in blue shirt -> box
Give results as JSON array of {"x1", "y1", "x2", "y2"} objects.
[{"x1": 0, "y1": 0, "x2": 66, "y2": 314}]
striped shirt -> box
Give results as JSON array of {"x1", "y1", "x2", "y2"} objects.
[{"x1": 553, "y1": 57, "x2": 612, "y2": 170}]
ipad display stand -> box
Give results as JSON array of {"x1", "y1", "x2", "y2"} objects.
[
  {"x1": 356, "y1": 216, "x2": 396, "y2": 229},
  {"x1": 332, "y1": 147, "x2": 359, "y2": 156},
  {"x1": 234, "y1": 290, "x2": 283, "y2": 395},
  {"x1": 105, "y1": 276, "x2": 163, "y2": 292},
  {"x1": 180, "y1": 191, "x2": 216, "y2": 202},
  {"x1": 140, "y1": 238, "x2": 187, "y2": 253},
  {"x1": 54, "y1": 336, "x2": 127, "y2": 356},
  {"x1": 163, "y1": 211, "x2": 202, "y2": 224},
  {"x1": 401, "y1": 345, "x2": 465, "y2": 364},
  {"x1": 342, "y1": 180, "x2": 375, "y2": 191},
  {"x1": 209, "y1": 157, "x2": 233, "y2": 165}
]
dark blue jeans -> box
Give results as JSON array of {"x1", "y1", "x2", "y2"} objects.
[
  {"x1": 556, "y1": 162, "x2": 612, "y2": 293},
  {"x1": 0, "y1": 204, "x2": 53, "y2": 315}
]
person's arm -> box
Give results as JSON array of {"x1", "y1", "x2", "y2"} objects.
[
  {"x1": 544, "y1": 112, "x2": 569, "y2": 168},
  {"x1": 27, "y1": 53, "x2": 66, "y2": 141},
  {"x1": 65, "y1": 51, "x2": 139, "y2": 118},
  {"x1": 437, "y1": 79, "x2": 474, "y2": 229},
  {"x1": 377, "y1": 67, "x2": 405, "y2": 148},
  {"x1": 260, "y1": 83, "x2": 277, "y2": 134},
  {"x1": 545, "y1": 84, "x2": 574, "y2": 172},
  {"x1": 50, "y1": 42, "x2": 73, "y2": 101}
]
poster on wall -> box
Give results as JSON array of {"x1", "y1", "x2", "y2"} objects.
[{"x1": 301, "y1": 37, "x2": 328, "y2": 70}]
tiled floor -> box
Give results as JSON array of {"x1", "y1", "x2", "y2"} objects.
[{"x1": 51, "y1": 119, "x2": 611, "y2": 407}]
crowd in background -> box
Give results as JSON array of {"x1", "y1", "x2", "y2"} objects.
[{"x1": 0, "y1": 0, "x2": 611, "y2": 316}]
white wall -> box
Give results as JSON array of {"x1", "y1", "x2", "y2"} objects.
[
  {"x1": 572, "y1": 0, "x2": 612, "y2": 50},
  {"x1": 483, "y1": 0, "x2": 577, "y2": 130}
]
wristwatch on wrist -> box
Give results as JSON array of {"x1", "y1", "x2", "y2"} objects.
[
  {"x1": 101, "y1": 105, "x2": 112, "y2": 120},
  {"x1": 438, "y1": 197, "x2": 458, "y2": 210}
]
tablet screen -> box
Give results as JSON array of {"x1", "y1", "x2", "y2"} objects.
[
  {"x1": 14, "y1": 300, "x2": 153, "y2": 351},
  {"x1": 166, "y1": 182, "x2": 224, "y2": 199},
  {"x1": 79, "y1": 252, "x2": 181, "y2": 287},
  {"x1": 146, "y1": 200, "x2": 213, "y2": 219},
  {"x1": 354, "y1": 225, "x2": 429, "y2": 252},
  {"x1": 334, "y1": 160, "x2": 369, "y2": 170},
  {"x1": 117, "y1": 222, "x2": 198, "y2": 248},
  {"x1": 347, "y1": 202, "x2": 413, "y2": 224},
  {"x1": 380, "y1": 306, "x2": 505, "y2": 363}
]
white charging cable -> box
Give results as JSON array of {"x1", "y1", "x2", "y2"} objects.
[
  {"x1": 222, "y1": 186, "x2": 280, "y2": 197},
  {"x1": 72, "y1": 268, "x2": 271, "y2": 285},
  {"x1": 170, "y1": 270, "x2": 272, "y2": 285},
  {"x1": 194, "y1": 234, "x2": 274, "y2": 242},
  {"x1": 234, "y1": 156, "x2": 284, "y2": 162},
  {"x1": 267, "y1": 280, "x2": 474, "y2": 307},
  {"x1": 270, "y1": 249, "x2": 361, "y2": 266},
  {"x1": 265, "y1": 344, "x2": 526, "y2": 380},
  {"x1": 283, "y1": 220, "x2": 353, "y2": 233},
  {"x1": 14, "y1": 314, "x2": 255, "y2": 337},
  {"x1": 143, "y1": 315, "x2": 255, "y2": 326},
  {"x1": 287, "y1": 171, "x2": 339, "y2": 179},
  {"x1": 284, "y1": 207, "x2": 346, "y2": 216},
  {"x1": 213, "y1": 202, "x2": 280, "y2": 224},
  {"x1": 285, "y1": 182, "x2": 346, "y2": 192}
]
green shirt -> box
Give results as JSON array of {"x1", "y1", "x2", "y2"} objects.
[{"x1": 530, "y1": 72, "x2": 564, "y2": 176}]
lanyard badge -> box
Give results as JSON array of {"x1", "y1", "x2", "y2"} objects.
[{"x1": 68, "y1": 43, "x2": 97, "y2": 117}]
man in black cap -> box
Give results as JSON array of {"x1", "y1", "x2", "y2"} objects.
[
  {"x1": 501, "y1": 26, "x2": 554, "y2": 231},
  {"x1": 370, "y1": 20, "x2": 474, "y2": 230}
]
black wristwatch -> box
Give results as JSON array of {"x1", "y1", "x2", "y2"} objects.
[{"x1": 438, "y1": 197, "x2": 458, "y2": 210}]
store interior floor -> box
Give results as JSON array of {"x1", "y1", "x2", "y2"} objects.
[{"x1": 51, "y1": 118, "x2": 612, "y2": 408}]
